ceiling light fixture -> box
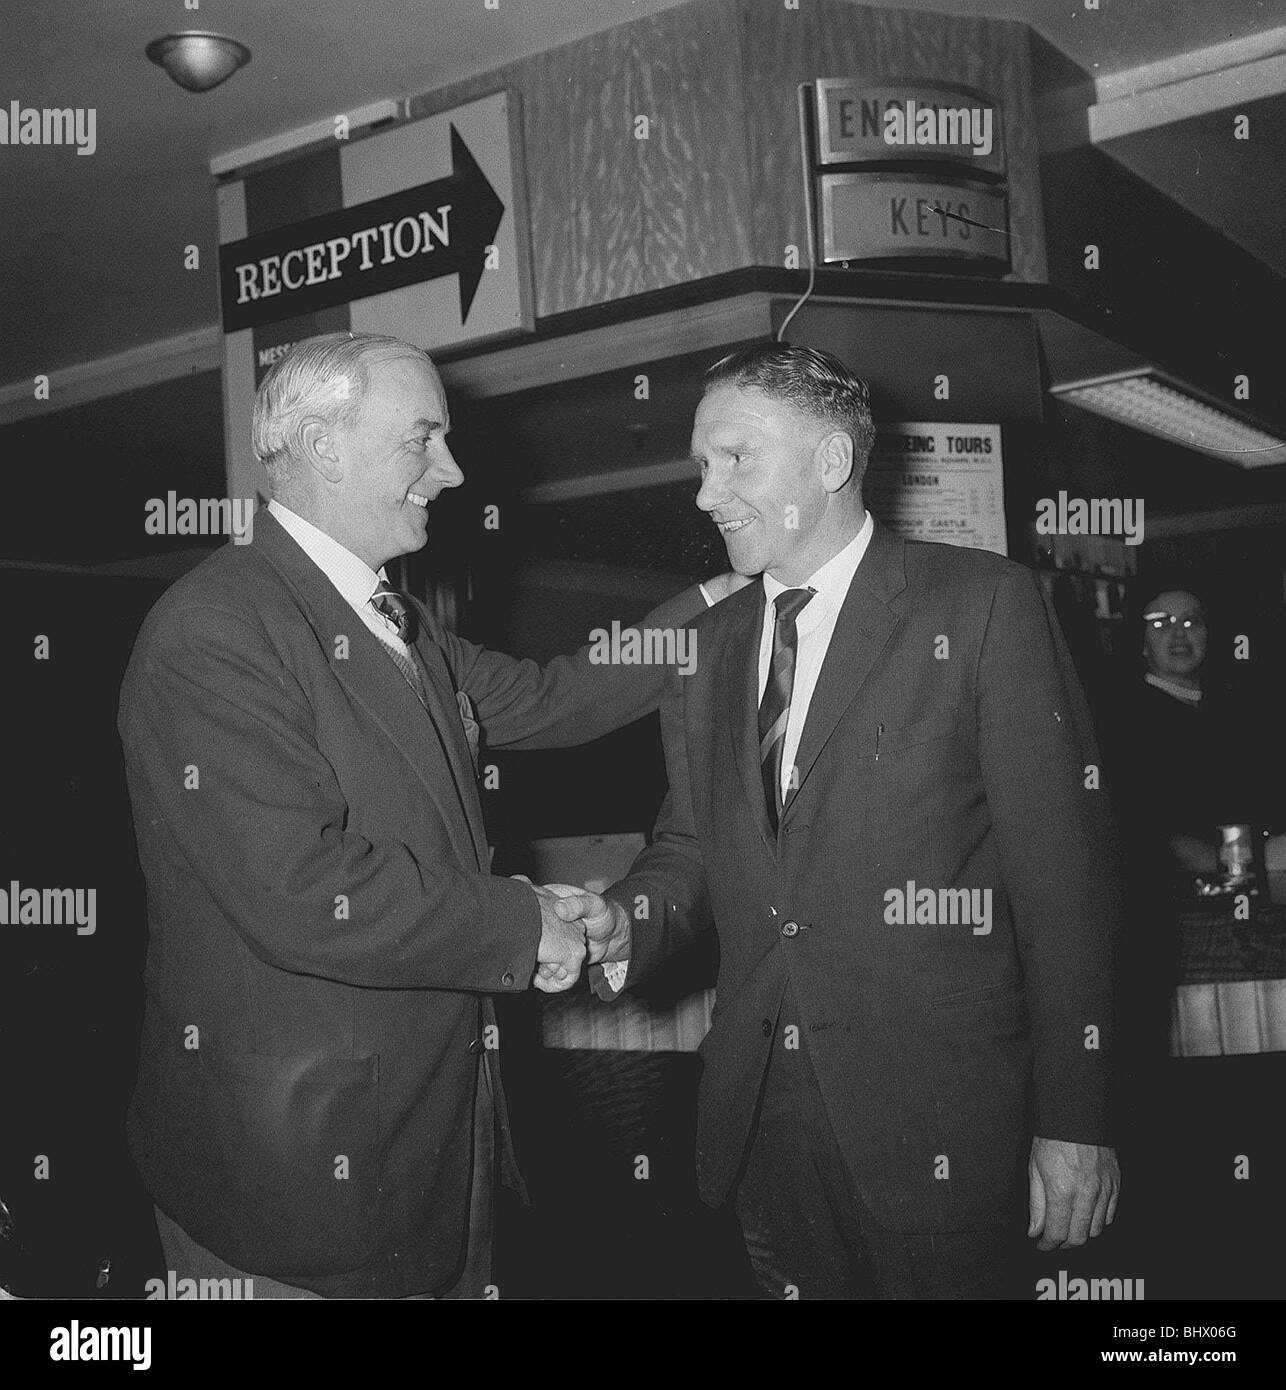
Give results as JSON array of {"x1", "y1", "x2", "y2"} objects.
[
  {"x1": 145, "y1": 32, "x2": 251, "y2": 94},
  {"x1": 1050, "y1": 369, "x2": 1286, "y2": 468}
]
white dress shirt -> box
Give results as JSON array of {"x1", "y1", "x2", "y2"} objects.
[
  {"x1": 267, "y1": 499, "x2": 415, "y2": 663},
  {"x1": 602, "y1": 512, "x2": 875, "y2": 995},
  {"x1": 759, "y1": 509, "x2": 874, "y2": 801}
]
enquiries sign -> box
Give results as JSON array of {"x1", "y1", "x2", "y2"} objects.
[
  {"x1": 813, "y1": 79, "x2": 1005, "y2": 177},
  {"x1": 810, "y1": 77, "x2": 1010, "y2": 271}
]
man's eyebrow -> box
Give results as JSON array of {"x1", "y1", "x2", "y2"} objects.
[
  {"x1": 691, "y1": 435, "x2": 751, "y2": 461},
  {"x1": 406, "y1": 416, "x2": 447, "y2": 434}
]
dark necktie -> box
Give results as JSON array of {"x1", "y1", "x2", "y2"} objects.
[
  {"x1": 758, "y1": 587, "x2": 814, "y2": 832},
  {"x1": 370, "y1": 580, "x2": 417, "y2": 644},
  {"x1": 369, "y1": 581, "x2": 427, "y2": 703}
]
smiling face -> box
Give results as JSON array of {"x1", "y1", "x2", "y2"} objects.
[
  {"x1": 327, "y1": 354, "x2": 463, "y2": 570},
  {"x1": 691, "y1": 383, "x2": 859, "y2": 585},
  {"x1": 1143, "y1": 589, "x2": 1207, "y2": 681}
]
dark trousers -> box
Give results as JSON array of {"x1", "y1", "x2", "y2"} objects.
[{"x1": 733, "y1": 1002, "x2": 1014, "y2": 1300}]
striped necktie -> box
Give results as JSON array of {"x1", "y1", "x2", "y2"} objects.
[
  {"x1": 370, "y1": 582, "x2": 428, "y2": 704},
  {"x1": 758, "y1": 587, "x2": 814, "y2": 831}
]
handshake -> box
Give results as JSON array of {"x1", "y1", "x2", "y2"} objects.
[{"x1": 513, "y1": 878, "x2": 631, "y2": 994}]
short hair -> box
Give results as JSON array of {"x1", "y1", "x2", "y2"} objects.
[
  {"x1": 251, "y1": 332, "x2": 434, "y2": 475},
  {"x1": 703, "y1": 342, "x2": 877, "y2": 482}
]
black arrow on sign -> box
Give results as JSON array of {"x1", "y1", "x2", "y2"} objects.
[{"x1": 219, "y1": 124, "x2": 506, "y2": 334}]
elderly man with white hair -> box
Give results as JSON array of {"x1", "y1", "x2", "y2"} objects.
[{"x1": 117, "y1": 331, "x2": 732, "y2": 1298}]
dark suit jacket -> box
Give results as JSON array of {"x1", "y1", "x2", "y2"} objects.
[
  {"x1": 118, "y1": 510, "x2": 703, "y2": 1296},
  {"x1": 602, "y1": 522, "x2": 1121, "y2": 1234}
]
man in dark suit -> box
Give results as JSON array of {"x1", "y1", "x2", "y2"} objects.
[
  {"x1": 118, "y1": 331, "x2": 713, "y2": 1298},
  {"x1": 577, "y1": 343, "x2": 1123, "y2": 1299}
]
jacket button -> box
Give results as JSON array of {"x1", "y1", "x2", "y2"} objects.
[
  {"x1": 761, "y1": 1018, "x2": 772, "y2": 1037},
  {"x1": 781, "y1": 920, "x2": 799, "y2": 937},
  {"x1": 501, "y1": 971, "x2": 515, "y2": 987},
  {"x1": 468, "y1": 1038, "x2": 483, "y2": 1054}
]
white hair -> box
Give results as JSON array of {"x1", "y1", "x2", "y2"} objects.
[{"x1": 251, "y1": 331, "x2": 433, "y2": 479}]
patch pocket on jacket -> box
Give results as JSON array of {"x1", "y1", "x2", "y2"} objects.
[{"x1": 190, "y1": 1048, "x2": 380, "y2": 1279}]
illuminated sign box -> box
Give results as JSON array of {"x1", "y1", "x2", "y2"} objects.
[
  {"x1": 819, "y1": 172, "x2": 1010, "y2": 271},
  {"x1": 813, "y1": 78, "x2": 1006, "y2": 179}
]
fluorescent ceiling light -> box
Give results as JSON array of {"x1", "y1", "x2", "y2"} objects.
[{"x1": 1050, "y1": 369, "x2": 1286, "y2": 468}]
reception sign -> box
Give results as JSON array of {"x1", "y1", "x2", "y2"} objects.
[
  {"x1": 219, "y1": 128, "x2": 505, "y2": 333},
  {"x1": 217, "y1": 91, "x2": 533, "y2": 501}
]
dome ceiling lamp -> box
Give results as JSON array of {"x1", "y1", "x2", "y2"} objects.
[{"x1": 145, "y1": 32, "x2": 251, "y2": 94}]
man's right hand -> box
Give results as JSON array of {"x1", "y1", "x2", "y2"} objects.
[
  {"x1": 515, "y1": 878, "x2": 632, "y2": 991},
  {"x1": 534, "y1": 889, "x2": 588, "y2": 994},
  {"x1": 583, "y1": 897, "x2": 630, "y2": 966},
  {"x1": 536, "y1": 882, "x2": 630, "y2": 965}
]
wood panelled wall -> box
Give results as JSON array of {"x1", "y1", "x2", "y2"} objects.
[
  {"x1": 743, "y1": 0, "x2": 1046, "y2": 283},
  {"x1": 406, "y1": 0, "x2": 1046, "y2": 320}
]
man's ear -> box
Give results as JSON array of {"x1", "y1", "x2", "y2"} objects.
[
  {"x1": 299, "y1": 417, "x2": 344, "y2": 484},
  {"x1": 816, "y1": 429, "x2": 854, "y2": 495}
]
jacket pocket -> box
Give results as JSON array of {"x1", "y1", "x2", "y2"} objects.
[
  {"x1": 164, "y1": 1044, "x2": 381, "y2": 1279},
  {"x1": 931, "y1": 979, "x2": 1026, "y2": 1010}
]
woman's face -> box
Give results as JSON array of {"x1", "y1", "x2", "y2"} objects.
[{"x1": 1142, "y1": 590, "x2": 1207, "y2": 678}]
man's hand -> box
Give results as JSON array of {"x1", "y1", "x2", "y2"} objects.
[
  {"x1": 517, "y1": 880, "x2": 632, "y2": 990},
  {"x1": 583, "y1": 897, "x2": 630, "y2": 965},
  {"x1": 512, "y1": 878, "x2": 592, "y2": 994},
  {"x1": 538, "y1": 883, "x2": 630, "y2": 963},
  {"x1": 702, "y1": 571, "x2": 755, "y2": 604},
  {"x1": 533, "y1": 888, "x2": 588, "y2": 994},
  {"x1": 1028, "y1": 1137, "x2": 1120, "y2": 1250}
]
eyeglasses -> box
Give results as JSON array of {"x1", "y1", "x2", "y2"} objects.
[{"x1": 1144, "y1": 612, "x2": 1206, "y2": 631}]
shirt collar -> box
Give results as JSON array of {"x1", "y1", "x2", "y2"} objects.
[
  {"x1": 761, "y1": 509, "x2": 874, "y2": 625},
  {"x1": 267, "y1": 498, "x2": 388, "y2": 611},
  {"x1": 1144, "y1": 672, "x2": 1202, "y2": 704}
]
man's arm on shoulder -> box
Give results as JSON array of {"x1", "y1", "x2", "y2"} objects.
[
  {"x1": 119, "y1": 601, "x2": 539, "y2": 993},
  {"x1": 442, "y1": 576, "x2": 748, "y2": 751}
]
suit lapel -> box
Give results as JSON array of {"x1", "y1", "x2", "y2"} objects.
[
  {"x1": 787, "y1": 521, "x2": 907, "y2": 810},
  {"x1": 409, "y1": 619, "x2": 490, "y2": 869},
  {"x1": 252, "y1": 512, "x2": 485, "y2": 870},
  {"x1": 719, "y1": 587, "x2": 777, "y2": 854}
]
